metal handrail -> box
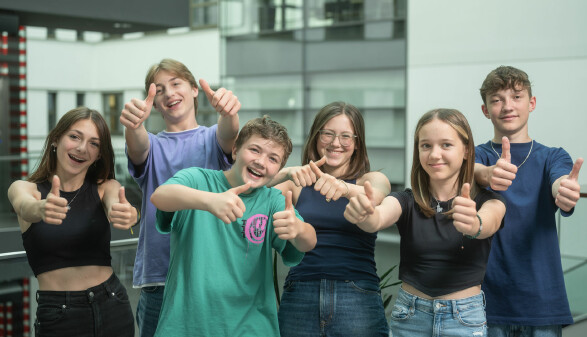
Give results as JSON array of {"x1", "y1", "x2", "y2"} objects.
[{"x1": 0, "y1": 238, "x2": 138, "y2": 261}]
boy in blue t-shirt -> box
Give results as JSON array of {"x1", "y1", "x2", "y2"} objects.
[
  {"x1": 150, "y1": 116, "x2": 317, "y2": 337},
  {"x1": 474, "y1": 66, "x2": 583, "y2": 336},
  {"x1": 119, "y1": 58, "x2": 241, "y2": 337}
]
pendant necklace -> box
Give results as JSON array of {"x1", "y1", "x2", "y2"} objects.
[
  {"x1": 65, "y1": 184, "x2": 83, "y2": 210},
  {"x1": 432, "y1": 197, "x2": 444, "y2": 213},
  {"x1": 490, "y1": 140, "x2": 534, "y2": 168}
]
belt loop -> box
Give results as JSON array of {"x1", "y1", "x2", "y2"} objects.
[
  {"x1": 65, "y1": 292, "x2": 70, "y2": 307},
  {"x1": 35, "y1": 290, "x2": 40, "y2": 302}
]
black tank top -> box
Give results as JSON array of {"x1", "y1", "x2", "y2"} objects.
[{"x1": 22, "y1": 179, "x2": 112, "y2": 276}]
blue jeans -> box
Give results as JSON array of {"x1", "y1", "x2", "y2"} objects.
[
  {"x1": 34, "y1": 273, "x2": 134, "y2": 337},
  {"x1": 390, "y1": 287, "x2": 487, "y2": 337},
  {"x1": 488, "y1": 324, "x2": 562, "y2": 337},
  {"x1": 136, "y1": 285, "x2": 164, "y2": 337},
  {"x1": 278, "y1": 279, "x2": 389, "y2": 337}
]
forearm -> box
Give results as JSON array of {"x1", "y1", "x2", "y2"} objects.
[
  {"x1": 474, "y1": 163, "x2": 491, "y2": 188},
  {"x1": 354, "y1": 208, "x2": 384, "y2": 233},
  {"x1": 268, "y1": 168, "x2": 293, "y2": 187},
  {"x1": 151, "y1": 184, "x2": 214, "y2": 212},
  {"x1": 217, "y1": 114, "x2": 239, "y2": 154},
  {"x1": 125, "y1": 125, "x2": 150, "y2": 165},
  {"x1": 17, "y1": 198, "x2": 43, "y2": 223},
  {"x1": 476, "y1": 200, "x2": 506, "y2": 239},
  {"x1": 289, "y1": 220, "x2": 317, "y2": 252}
]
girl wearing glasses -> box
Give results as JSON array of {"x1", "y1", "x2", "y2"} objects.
[
  {"x1": 344, "y1": 109, "x2": 506, "y2": 336},
  {"x1": 270, "y1": 102, "x2": 391, "y2": 336}
]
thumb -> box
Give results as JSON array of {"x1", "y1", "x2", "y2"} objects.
[
  {"x1": 51, "y1": 175, "x2": 60, "y2": 197},
  {"x1": 460, "y1": 183, "x2": 471, "y2": 199},
  {"x1": 568, "y1": 158, "x2": 584, "y2": 181},
  {"x1": 285, "y1": 190, "x2": 294, "y2": 210},
  {"x1": 231, "y1": 181, "x2": 252, "y2": 195},
  {"x1": 314, "y1": 155, "x2": 327, "y2": 167},
  {"x1": 145, "y1": 83, "x2": 156, "y2": 110},
  {"x1": 198, "y1": 78, "x2": 214, "y2": 100},
  {"x1": 501, "y1": 136, "x2": 511, "y2": 163},
  {"x1": 364, "y1": 181, "x2": 374, "y2": 201},
  {"x1": 118, "y1": 186, "x2": 128, "y2": 204}
]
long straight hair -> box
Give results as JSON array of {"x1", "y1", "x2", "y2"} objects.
[
  {"x1": 302, "y1": 102, "x2": 369, "y2": 180},
  {"x1": 28, "y1": 107, "x2": 115, "y2": 184},
  {"x1": 411, "y1": 109, "x2": 476, "y2": 217}
]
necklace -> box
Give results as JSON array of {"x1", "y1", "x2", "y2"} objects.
[
  {"x1": 65, "y1": 184, "x2": 83, "y2": 210},
  {"x1": 431, "y1": 195, "x2": 455, "y2": 213},
  {"x1": 490, "y1": 140, "x2": 534, "y2": 168}
]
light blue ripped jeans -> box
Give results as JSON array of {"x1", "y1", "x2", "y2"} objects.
[{"x1": 390, "y1": 287, "x2": 487, "y2": 337}]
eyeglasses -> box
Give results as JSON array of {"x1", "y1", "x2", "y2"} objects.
[{"x1": 318, "y1": 130, "x2": 357, "y2": 147}]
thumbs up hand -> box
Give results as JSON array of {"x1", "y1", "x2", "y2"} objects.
[
  {"x1": 199, "y1": 79, "x2": 241, "y2": 117},
  {"x1": 120, "y1": 83, "x2": 156, "y2": 129},
  {"x1": 273, "y1": 191, "x2": 301, "y2": 241},
  {"x1": 452, "y1": 183, "x2": 479, "y2": 236},
  {"x1": 209, "y1": 182, "x2": 250, "y2": 224},
  {"x1": 556, "y1": 158, "x2": 583, "y2": 212},
  {"x1": 488, "y1": 137, "x2": 518, "y2": 191},
  {"x1": 287, "y1": 156, "x2": 327, "y2": 187},
  {"x1": 41, "y1": 175, "x2": 69, "y2": 225},
  {"x1": 109, "y1": 187, "x2": 138, "y2": 230},
  {"x1": 344, "y1": 181, "x2": 376, "y2": 224}
]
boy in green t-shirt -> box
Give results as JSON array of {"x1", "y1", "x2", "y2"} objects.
[{"x1": 150, "y1": 116, "x2": 317, "y2": 337}]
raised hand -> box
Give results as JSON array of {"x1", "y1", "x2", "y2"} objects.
[
  {"x1": 209, "y1": 182, "x2": 251, "y2": 224},
  {"x1": 199, "y1": 79, "x2": 241, "y2": 117},
  {"x1": 273, "y1": 191, "x2": 301, "y2": 241},
  {"x1": 41, "y1": 175, "x2": 69, "y2": 225},
  {"x1": 452, "y1": 183, "x2": 479, "y2": 236},
  {"x1": 109, "y1": 187, "x2": 138, "y2": 230},
  {"x1": 488, "y1": 136, "x2": 518, "y2": 191},
  {"x1": 288, "y1": 156, "x2": 327, "y2": 187},
  {"x1": 344, "y1": 181, "x2": 376, "y2": 224},
  {"x1": 556, "y1": 158, "x2": 583, "y2": 212},
  {"x1": 120, "y1": 83, "x2": 156, "y2": 129},
  {"x1": 314, "y1": 165, "x2": 350, "y2": 201}
]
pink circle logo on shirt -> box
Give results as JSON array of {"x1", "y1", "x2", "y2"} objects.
[{"x1": 244, "y1": 214, "x2": 268, "y2": 244}]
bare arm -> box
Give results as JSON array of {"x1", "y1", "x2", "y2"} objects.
[
  {"x1": 120, "y1": 84, "x2": 156, "y2": 166},
  {"x1": 199, "y1": 79, "x2": 240, "y2": 155},
  {"x1": 272, "y1": 191, "x2": 316, "y2": 252},
  {"x1": 344, "y1": 181, "x2": 402, "y2": 233},
  {"x1": 8, "y1": 176, "x2": 69, "y2": 231}
]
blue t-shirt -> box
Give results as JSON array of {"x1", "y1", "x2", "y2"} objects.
[
  {"x1": 476, "y1": 140, "x2": 574, "y2": 326},
  {"x1": 128, "y1": 125, "x2": 231, "y2": 287},
  {"x1": 154, "y1": 168, "x2": 304, "y2": 337},
  {"x1": 286, "y1": 181, "x2": 379, "y2": 283}
]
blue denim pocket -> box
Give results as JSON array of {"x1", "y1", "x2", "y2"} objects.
[
  {"x1": 455, "y1": 302, "x2": 486, "y2": 327},
  {"x1": 348, "y1": 279, "x2": 381, "y2": 294},
  {"x1": 390, "y1": 298, "x2": 413, "y2": 321}
]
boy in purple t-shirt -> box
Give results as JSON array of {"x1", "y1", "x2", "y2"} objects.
[{"x1": 119, "y1": 58, "x2": 240, "y2": 337}]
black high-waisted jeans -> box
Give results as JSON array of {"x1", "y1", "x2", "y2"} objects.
[{"x1": 34, "y1": 273, "x2": 134, "y2": 337}]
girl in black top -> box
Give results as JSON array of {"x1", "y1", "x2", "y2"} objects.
[
  {"x1": 344, "y1": 109, "x2": 506, "y2": 337},
  {"x1": 8, "y1": 107, "x2": 137, "y2": 337}
]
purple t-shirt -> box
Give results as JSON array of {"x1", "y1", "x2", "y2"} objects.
[{"x1": 128, "y1": 125, "x2": 231, "y2": 287}]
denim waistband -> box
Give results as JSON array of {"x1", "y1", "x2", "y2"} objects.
[
  {"x1": 36, "y1": 272, "x2": 121, "y2": 305},
  {"x1": 396, "y1": 286, "x2": 485, "y2": 315}
]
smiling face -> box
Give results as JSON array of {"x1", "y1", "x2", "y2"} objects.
[
  {"x1": 418, "y1": 118, "x2": 467, "y2": 188},
  {"x1": 316, "y1": 114, "x2": 357, "y2": 177},
  {"x1": 153, "y1": 70, "x2": 199, "y2": 129},
  {"x1": 482, "y1": 86, "x2": 535, "y2": 142},
  {"x1": 227, "y1": 134, "x2": 285, "y2": 190},
  {"x1": 54, "y1": 119, "x2": 101, "y2": 182}
]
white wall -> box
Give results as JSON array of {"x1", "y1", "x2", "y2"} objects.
[
  {"x1": 406, "y1": 0, "x2": 587, "y2": 186},
  {"x1": 25, "y1": 28, "x2": 221, "y2": 156}
]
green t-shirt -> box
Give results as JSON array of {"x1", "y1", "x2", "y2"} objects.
[{"x1": 154, "y1": 167, "x2": 305, "y2": 337}]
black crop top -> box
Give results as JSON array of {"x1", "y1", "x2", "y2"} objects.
[
  {"x1": 391, "y1": 188, "x2": 505, "y2": 297},
  {"x1": 22, "y1": 179, "x2": 112, "y2": 276}
]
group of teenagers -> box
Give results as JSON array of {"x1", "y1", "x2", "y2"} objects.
[{"x1": 7, "y1": 60, "x2": 583, "y2": 337}]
